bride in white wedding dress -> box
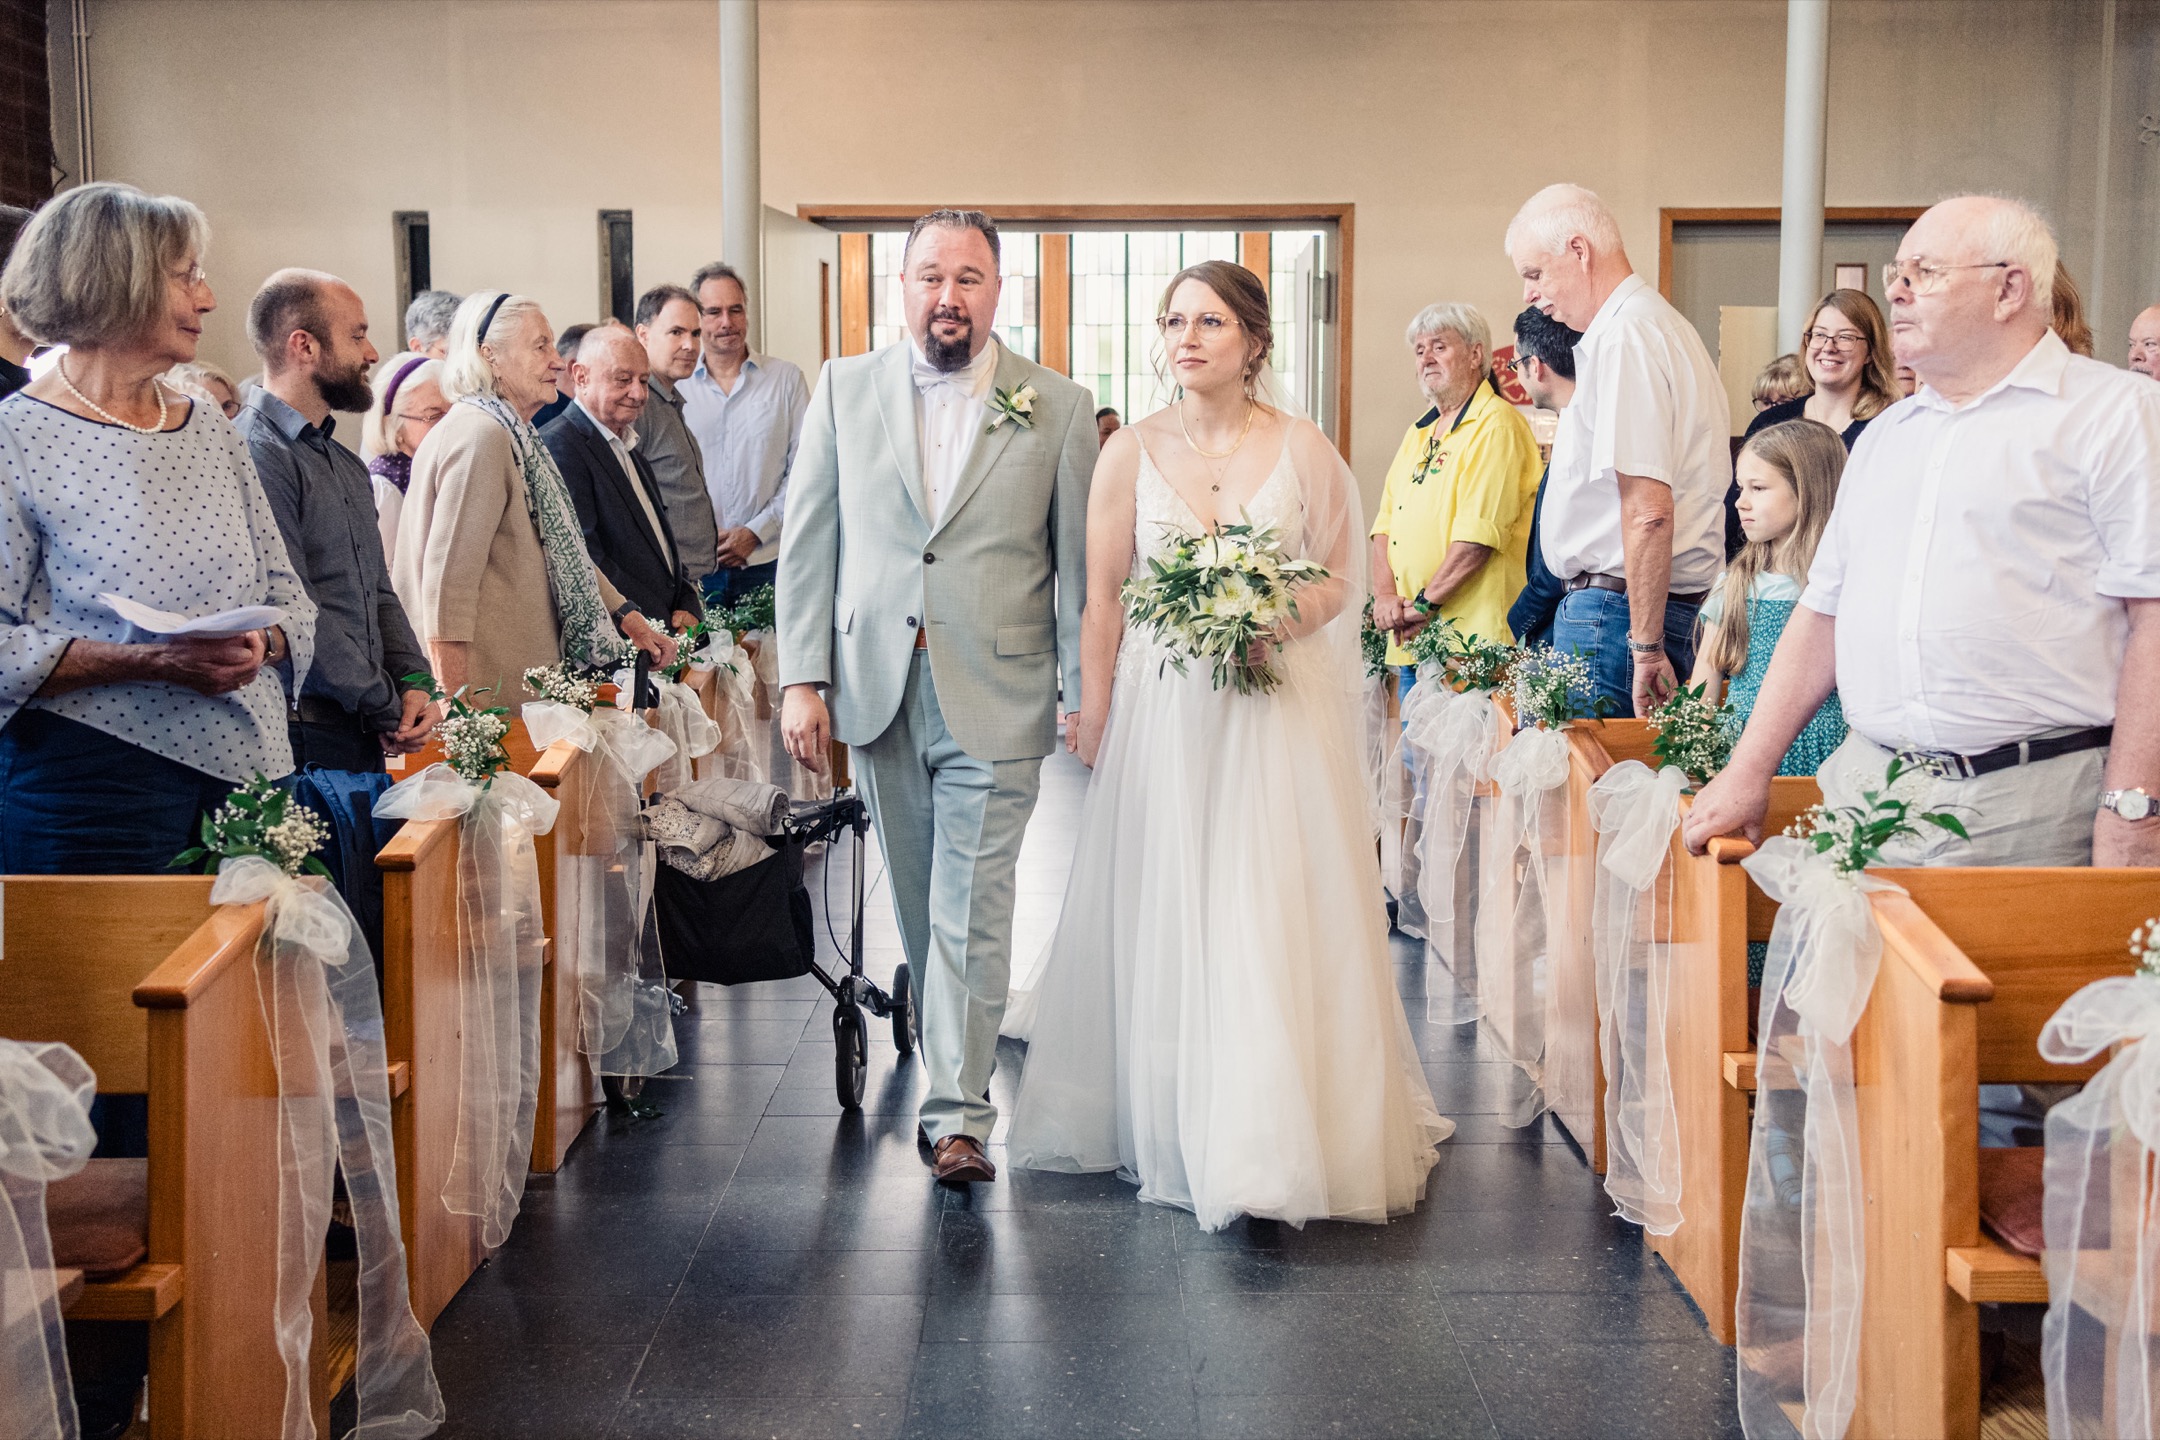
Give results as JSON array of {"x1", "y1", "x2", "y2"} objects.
[{"x1": 1007, "y1": 260, "x2": 1451, "y2": 1231}]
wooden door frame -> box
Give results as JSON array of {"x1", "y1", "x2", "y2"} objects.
[
  {"x1": 799, "y1": 203, "x2": 1356, "y2": 459},
  {"x1": 1657, "y1": 205, "x2": 1927, "y2": 298}
]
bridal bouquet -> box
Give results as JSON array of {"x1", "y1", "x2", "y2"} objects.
[{"x1": 1123, "y1": 519, "x2": 1329, "y2": 694}]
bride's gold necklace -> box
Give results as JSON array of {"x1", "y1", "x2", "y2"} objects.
[{"x1": 1178, "y1": 397, "x2": 1255, "y2": 492}]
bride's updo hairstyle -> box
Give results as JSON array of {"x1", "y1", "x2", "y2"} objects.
[{"x1": 1157, "y1": 260, "x2": 1273, "y2": 399}]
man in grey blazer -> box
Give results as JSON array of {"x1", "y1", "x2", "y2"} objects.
[{"x1": 778, "y1": 210, "x2": 1095, "y2": 1184}]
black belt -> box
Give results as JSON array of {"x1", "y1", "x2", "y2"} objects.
[
  {"x1": 1898, "y1": 726, "x2": 2113, "y2": 781},
  {"x1": 1563, "y1": 572, "x2": 1709, "y2": 607},
  {"x1": 290, "y1": 695, "x2": 367, "y2": 728}
]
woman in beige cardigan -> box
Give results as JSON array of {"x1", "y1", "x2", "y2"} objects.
[{"x1": 393, "y1": 293, "x2": 674, "y2": 703}]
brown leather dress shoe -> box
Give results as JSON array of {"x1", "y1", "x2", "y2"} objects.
[{"x1": 930, "y1": 1134, "x2": 996, "y2": 1185}]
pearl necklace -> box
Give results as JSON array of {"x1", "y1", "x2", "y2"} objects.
[{"x1": 57, "y1": 356, "x2": 169, "y2": 434}]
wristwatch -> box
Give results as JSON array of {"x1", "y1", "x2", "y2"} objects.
[{"x1": 2100, "y1": 788, "x2": 2158, "y2": 822}]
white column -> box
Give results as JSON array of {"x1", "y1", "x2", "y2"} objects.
[
  {"x1": 1776, "y1": 0, "x2": 1831, "y2": 354},
  {"x1": 719, "y1": 0, "x2": 762, "y2": 349}
]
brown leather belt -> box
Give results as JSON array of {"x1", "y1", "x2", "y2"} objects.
[
  {"x1": 914, "y1": 625, "x2": 929, "y2": 651},
  {"x1": 1563, "y1": 572, "x2": 1709, "y2": 607}
]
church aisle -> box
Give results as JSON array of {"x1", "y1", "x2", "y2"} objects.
[{"x1": 423, "y1": 749, "x2": 1741, "y2": 1440}]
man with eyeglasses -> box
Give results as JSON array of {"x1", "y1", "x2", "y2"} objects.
[
  {"x1": 1686, "y1": 195, "x2": 2160, "y2": 870},
  {"x1": 681, "y1": 260, "x2": 806, "y2": 609},
  {"x1": 1504, "y1": 183, "x2": 1732, "y2": 719},
  {"x1": 2129, "y1": 303, "x2": 2160, "y2": 380}
]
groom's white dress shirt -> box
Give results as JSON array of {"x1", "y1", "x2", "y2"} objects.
[{"x1": 912, "y1": 338, "x2": 1000, "y2": 525}]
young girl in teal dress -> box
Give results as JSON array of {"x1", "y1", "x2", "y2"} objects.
[{"x1": 1689, "y1": 418, "x2": 1849, "y2": 986}]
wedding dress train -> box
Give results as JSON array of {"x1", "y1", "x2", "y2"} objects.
[{"x1": 1007, "y1": 436, "x2": 1451, "y2": 1231}]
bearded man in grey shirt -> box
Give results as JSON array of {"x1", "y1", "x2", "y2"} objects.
[{"x1": 239, "y1": 269, "x2": 435, "y2": 771}]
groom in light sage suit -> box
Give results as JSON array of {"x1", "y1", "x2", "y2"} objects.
[{"x1": 778, "y1": 210, "x2": 1095, "y2": 1185}]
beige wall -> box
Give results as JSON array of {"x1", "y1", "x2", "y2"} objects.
[{"x1": 87, "y1": 0, "x2": 2159, "y2": 488}]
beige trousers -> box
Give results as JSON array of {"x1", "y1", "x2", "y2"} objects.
[{"x1": 1818, "y1": 731, "x2": 2105, "y2": 867}]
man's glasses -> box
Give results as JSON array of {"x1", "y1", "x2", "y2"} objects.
[
  {"x1": 1881, "y1": 258, "x2": 2010, "y2": 297},
  {"x1": 1156, "y1": 313, "x2": 1238, "y2": 338},
  {"x1": 1801, "y1": 328, "x2": 1868, "y2": 352},
  {"x1": 1501, "y1": 355, "x2": 1532, "y2": 376}
]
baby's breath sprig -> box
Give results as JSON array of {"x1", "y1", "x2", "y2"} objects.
[
  {"x1": 522, "y1": 661, "x2": 604, "y2": 712},
  {"x1": 1783, "y1": 755, "x2": 1970, "y2": 874},
  {"x1": 171, "y1": 774, "x2": 332, "y2": 878},
  {"x1": 405, "y1": 672, "x2": 513, "y2": 787},
  {"x1": 2132, "y1": 919, "x2": 2160, "y2": 981},
  {"x1": 1509, "y1": 646, "x2": 1612, "y2": 730},
  {"x1": 1650, "y1": 682, "x2": 1735, "y2": 788}
]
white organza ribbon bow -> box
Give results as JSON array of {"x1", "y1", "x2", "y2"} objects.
[
  {"x1": 2036, "y1": 973, "x2": 2160, "y2": 1439},
  {"x1": 523, "y1": 701, "x2": 679, "y2": 782},
  {"x1": 375, "y1": 763, "x2": 559, "y2": 834},
  {"x1": 209, "y1": 855, "x2": 353, "y2": 963},
  {"x1": 654, "y1": 679, "x2": 722, "y2": 761},
  {"x1": 1733, "y1": 835, "x2": 1901, "y2": 1440},
  {"x1": 1587, "y1": 760, "x2": 1690, "y2": 1234},
  {"x1": 1743, "y1": 837, "x2": 1898, "y2": 1046},
  {"x1": 1491, "y1": 723, "x2": 1570, "y2": 798},
  {"x1": 0, "y1": 1039, "x2": 96, "y2": 1440}
]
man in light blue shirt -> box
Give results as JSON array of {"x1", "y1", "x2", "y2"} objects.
[{"x1": 680, "y1": 261, "x2": 811, "y2": 609}]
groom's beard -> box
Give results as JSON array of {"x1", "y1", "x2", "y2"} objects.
[{"x1": 923, "y1": 308, "x2": 974, "y2": 372}]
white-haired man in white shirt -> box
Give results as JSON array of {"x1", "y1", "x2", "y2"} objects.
[
  {"x1": 1504, "y1": 182, "x2": 1732, "y2": 719},
  {"x1": 1686, "y1": 195, "x2": 2160, "y2": 867}
]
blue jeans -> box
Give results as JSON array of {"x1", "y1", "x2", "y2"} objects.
[
  {"x1": 1548, "y1": 586, "x2": 1703, "y2": 719},
  {"x1": 703, "y1": 559, "x2": 778, "y2": 610},
  {"x1": 0, "y1": 709, "x2": 236, "y2": 874}
]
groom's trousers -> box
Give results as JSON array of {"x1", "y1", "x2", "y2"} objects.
[{"x1": 853, "y1": 651, "x2": 1042, "y2": 1144}]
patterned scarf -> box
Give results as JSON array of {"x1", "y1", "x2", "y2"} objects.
[
  {"x1": 457, "y1": 391, "x2": 630, "y2": 670},
  {"x1": 367, "y1": 451, "x2": 413, "y2": 495}
]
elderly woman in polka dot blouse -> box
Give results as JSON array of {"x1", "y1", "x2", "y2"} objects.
[{"x1": 0, "y1": 183, "x2": 317, "y2": 874}]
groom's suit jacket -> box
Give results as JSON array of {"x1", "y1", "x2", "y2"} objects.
[{"x1": 776, "y1": 340, "x2": 1095, "y2": 762}]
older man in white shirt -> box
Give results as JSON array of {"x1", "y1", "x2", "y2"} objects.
[
  {"x1": 681, "y1": 261, "x2": 811, "y2": 609},
  {"x1": 1686, "y1": 195, "x2": 2160, "y2": 867},
  {"x1": 1505, "y1": 183, "x2": 1731, "y2": 717}
]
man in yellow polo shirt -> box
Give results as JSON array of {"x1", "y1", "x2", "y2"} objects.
[{"x1": 1370, "y1": 301, "x2": 1542, "y2": 683}]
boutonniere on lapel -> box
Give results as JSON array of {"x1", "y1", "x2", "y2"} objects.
[{"x1": 985, "y1": 382, "x2": 1039, "y2": 435}]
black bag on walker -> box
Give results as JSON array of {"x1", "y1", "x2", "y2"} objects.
[{"x1": 653, "y1": 835, "x2": 817, "y2": 986}]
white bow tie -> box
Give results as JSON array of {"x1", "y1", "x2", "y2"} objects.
[{"x1": 913, "y1": 357, "x2": 978, "y2": 394}]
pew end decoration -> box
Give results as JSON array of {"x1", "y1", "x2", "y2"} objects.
[
  {"x1": 1475, "y1": 646, "x2": 1597, "y2": 1126},
  {"x1": 1394, "y1": 618, "x2": 1508, "y2": 1022},
  {"x1": 378, "y1": 673, "x2": 560, "y2": 1249},
  {"x1": 521, "y1": 660, "x2": 682, "y2": 1082},
  {"x1": 2034, "y1": 917, "x2": 2160, "y2": 1439},
  {"x1": 190, "y1": 785, "x2": 444, "y2": 1437},
  {"x1": 1734, "y1": 755, "x2": 1968, "y2": 1440},
  {"x1": 1120, "y1": 517, "x2": 1328, "y2": 695},
  {"x1": 1, "y1": 1038, "x2": 96, "y2": 1440}
]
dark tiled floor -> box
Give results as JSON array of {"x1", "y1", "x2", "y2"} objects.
[{"x1": 426, "y1": 751, "x2": 1741, "y2": 1439}]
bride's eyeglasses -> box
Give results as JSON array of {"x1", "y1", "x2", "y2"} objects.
[{"x1": 1156, "y1": 313, "x2": 1239, "y2": 338}]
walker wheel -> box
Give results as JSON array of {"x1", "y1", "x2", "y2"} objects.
[
  {"x1": 890, "y1": 963, "x2": 917, "y2": 1056},
  {"x1": 833, "y1": 1002, "x2": 868, "y2": 1110}
]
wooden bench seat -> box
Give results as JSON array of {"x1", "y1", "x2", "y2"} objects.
[
  {"x1": 1841, "y1": 867, "x2": 2151, "y2": 1439},
  {"x1": 528, "y1": 736, "x2": 601, "y2": 1174},
  {"x1": 0, "y1": 875, "x2": 323, "y2": 1435}
]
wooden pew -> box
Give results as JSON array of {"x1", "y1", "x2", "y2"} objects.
[
  {"x1": 1647, "y1": 778, "x2": 1820, "y2": 1345},
  {"x1": 528, "y1": 737, "x2": 600, "y2": 1173},
  {"x1": 376, "y1": 816, "x2": 487, "y2": 1331},
  {"x1": 0, "y1": 876, "x2": 326, "y2": 1436},
  {"x1": 1546, "y1": 719, "x2": 1658, "y2": 1172},
  {"x1": 1836, "y1": 867, "x2": 2150, "y2": 1440}
]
